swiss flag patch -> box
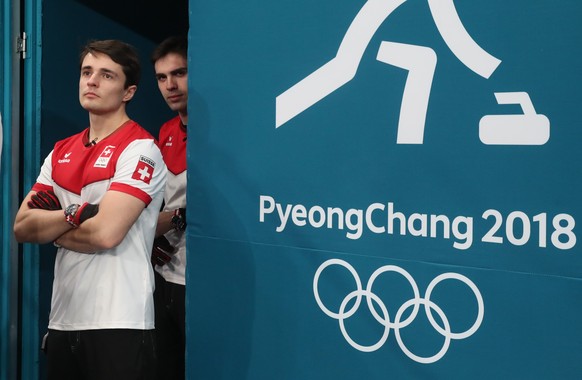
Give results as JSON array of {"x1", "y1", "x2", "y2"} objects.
[{"x1": 132, "y1": 156, "x2": 156, "y2": 184}]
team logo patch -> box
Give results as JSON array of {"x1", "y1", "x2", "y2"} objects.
[
  {"x1": 132, "y1": 155, "x2": 156, "y2": 184},
  {"x1": 94, "y1": 145, "x2": 117, "y2": 168}
]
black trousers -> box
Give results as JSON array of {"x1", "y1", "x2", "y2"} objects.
[
  {"x1": 154, "y1": 271, "x2": 186, "y2": 380},
  {"x1": 45, "y1": 328, "x2": 157, "y2": 380}
]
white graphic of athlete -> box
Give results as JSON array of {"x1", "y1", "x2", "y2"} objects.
[{"x1": 276, "y1": 0, "x2": 549, "y2": 145}]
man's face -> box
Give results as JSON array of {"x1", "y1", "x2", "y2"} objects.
[
  {"x1": 79, "y1": 52, "x2": 135, "y2": 114},
  {"x1": 154, "y1": 53, "x2": 188, "y2": 115}
]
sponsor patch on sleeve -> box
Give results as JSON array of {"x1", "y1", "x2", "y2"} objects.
[{"x1": 132, "y1": 155, "x2": 156, "y2": 184}]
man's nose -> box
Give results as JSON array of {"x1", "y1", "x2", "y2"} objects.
[
  {"x1": 87, "y1": 73, "x2": 99, "y2": 86},
  {"x1": 166, "y1": 76, "x2": 178, "y2": 90}
]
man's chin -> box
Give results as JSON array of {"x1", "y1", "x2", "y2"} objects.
[
  {"x1": 166, "y1": 99, "x2": 186, "y2": 109},
  {"x1": 81, "y1": 105, "x2": 111, "y2": 115}
]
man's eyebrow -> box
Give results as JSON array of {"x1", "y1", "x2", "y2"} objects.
[
  {"x1": 80, "y1": 66, "x2": 119, "y2": 76},
  {"x1": 155, "y1": 67, "x2": 187, "y2": 79},
  {"x1": 158, "y1": 67, "x2": 187, "y2": 76},
  {"x1": 99, "y1": 68, "x2": 119, "y2": 76}
]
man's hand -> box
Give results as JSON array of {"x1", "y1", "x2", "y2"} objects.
[
  {"x1": 64, "y1": 203, "x2": 99, "y2": 228},
  {"x1": 171, "y1": 208, "x2": 187, "y2": 231},
  {"x1": 27, "y1": 190, "x2": 61, "y2": 210},
  {"x1": 151, "y1": 235, "x2": 176, "y2": 266}
]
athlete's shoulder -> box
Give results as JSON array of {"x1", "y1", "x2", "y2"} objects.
[
  {"x1": 120, "y1": 120, "x2": 157, "y2": 141},
  {"x1": 159, "y1": 116, "x2": 182, "y2": 136},
  {"x1": 52, "y1": 129, "x2": 87, "y2": 155},
  {"x1": 54, "y1": 128, "x2": 87, "y2": 149}
]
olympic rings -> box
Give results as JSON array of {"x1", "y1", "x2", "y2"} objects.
[{"x1": 313, "y1": 258, "x2": 484, "y2": 364}]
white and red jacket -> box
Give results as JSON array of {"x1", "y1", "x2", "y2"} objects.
[
  {"x1": 155, "y1": 116, "x2": 187, "y2": 286},
  {"x1": 33, "y1": 120, "x2": 167, "y2": 330}
]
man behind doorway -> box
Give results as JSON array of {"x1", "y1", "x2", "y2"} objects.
[{"x1": 150, "y1": 35, "x2": 188, "y2": 380}]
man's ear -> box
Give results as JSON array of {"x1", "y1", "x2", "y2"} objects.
[{"x1": 123, "y1": 85, "x2": 137, "y2": 102}]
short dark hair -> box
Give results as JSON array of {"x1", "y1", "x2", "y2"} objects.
[
  {"x1": 151, "y1": 36, "x2": 188, "y2": 64},
  {"x1": 79, "y1": 39, "x2": 141, "y2": 88}
]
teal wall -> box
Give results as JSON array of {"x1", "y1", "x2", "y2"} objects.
[
  {"x1": 7, "y1": 0, "x2": 581, "y2": 378},
  {"x1": 187, "y1": 1, "x2": 582, "y2": 378}
]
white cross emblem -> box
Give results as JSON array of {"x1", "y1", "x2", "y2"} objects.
[{"x1": 137, "y1": 165, "x2": 151, "y2": 181}]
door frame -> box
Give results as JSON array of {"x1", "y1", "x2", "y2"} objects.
[
  {"x1": 1, "y1": 0, "x2": 22, "y2": 378},
  {"x1": 1, "y1": 0, "x2": 42, "y2": 378},
  {"x1": 20, "y1": 0, "x2": 43, "y2": 378}
]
